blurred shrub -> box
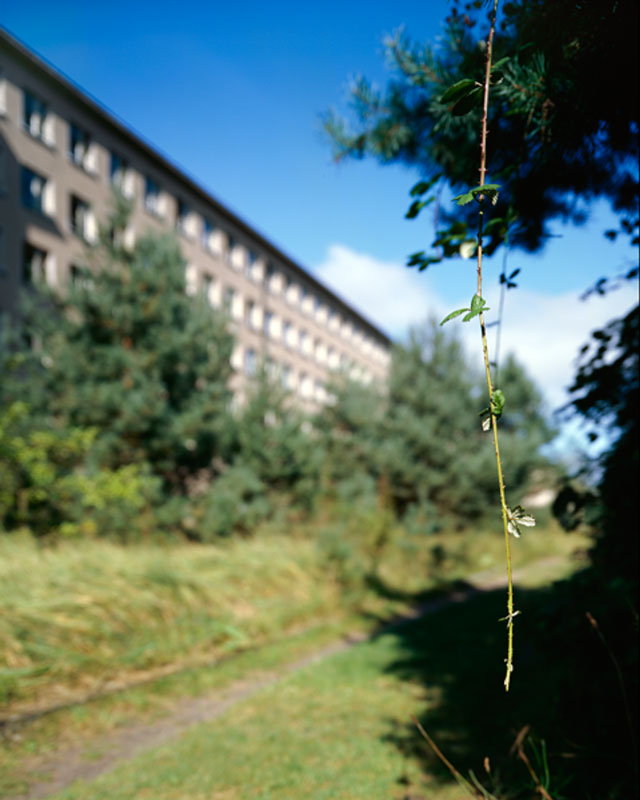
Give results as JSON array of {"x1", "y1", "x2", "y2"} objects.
[
  {"x1": 0, "y1": 402, "x2": 160, "y2": 540},
  {"x1": 192, "y1": 464, "x2": 271, "y2": 540}
]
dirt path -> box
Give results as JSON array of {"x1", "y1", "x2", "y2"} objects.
[{"x1": 6, "y1": 556, "x2": 567, "y2": 800}]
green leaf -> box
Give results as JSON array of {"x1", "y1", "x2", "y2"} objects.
[
  {"x1": 407, "y1": 252, "x2": 442, "y2": 271},
  {"x1": 453, "y1": 190, "x2": 475, "y2": 206},
  {"x1": 405, "y1": 197, "x2": 434, "y2": 219},
  {"x1": 407, "y1": 251, "x2": 425, "y2": 266},
  {"x1": 451, "y1": 87, "x2": 482, "y2": 116},
  {"x1": 470, "y1": 184, "x2": 501, "y2": 205},
  {"x1": 440, "y1": 79, "x2": 476, "y2": 104},
  {"x1": 455, "y1": 184, "x2": 501, "y2": 207},
  {"x1": 491, "y1": 389, "x2": 506, "y2": 416},
  {"x1": 483, "y1": 217, "x2": 506, "y2": 234},
  {"x1": 409, "y1": 173, "x2": 442, "y2": 197},
  {"x1": 491, "y1": 56, "x2": 510, "y2": 71},
  {"x1": 470, "y1": 294, "x2": 487, "y2": 312},
  {"x1": 418, "y1": 256, "x2": 442, "y2": 272},
  {"x1": 440, "y1": 307, "x2": 469, "y2": 326},
  {"x1": 462, "y1": 294, "x2": 489, "y2": 322}
]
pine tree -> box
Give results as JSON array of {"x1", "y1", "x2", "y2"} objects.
[
  {"x1": 325, "y1": 0, "x2": 638, "y2": 258},
  {"x1": 2, "y1": 214, "x2": 235, "y2": 491}
]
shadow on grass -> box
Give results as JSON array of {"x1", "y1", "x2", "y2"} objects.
[{"x1": 378, "y1": 569, "x2": 638, "y2": 800}]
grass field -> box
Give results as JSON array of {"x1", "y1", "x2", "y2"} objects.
[
  {"x1": 40, "y1": 556, "x2": 582, "y2": 800},
  {"x1": 0, "y1": 514, "x2": 590, "y2": 798}
]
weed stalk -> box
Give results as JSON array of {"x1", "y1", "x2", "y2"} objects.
[{"x1": 473, "y1": 0, "x2": 517, "y2": 692}]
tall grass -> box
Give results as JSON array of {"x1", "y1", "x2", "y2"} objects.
[{"x1": 0, "y1": 512, "x2": 583, "y2": 714}]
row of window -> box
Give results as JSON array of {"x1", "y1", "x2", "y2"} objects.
[
  {"x1": 19, "y1": 242, "x2": 379, "y2": 385},
  {"x1": 21, "y1": 164, "x2": 98, "y2": 244},
  {"x1": 189, "y1": 272, "x2": 384, "y2": 367},
  {"x1": 16, "y1": 86, "x2": 389, "y2": 363},
  {"x1": 239, "y1": 348, "x2": 371, "y2": 399}
]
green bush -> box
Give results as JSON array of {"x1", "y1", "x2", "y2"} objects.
[
  {"x1": 0, "y1": 402, "x2": 161, "y2": 540},
  {"x1": 192, "y1": 464, "x2": 272, "y2": 539}
]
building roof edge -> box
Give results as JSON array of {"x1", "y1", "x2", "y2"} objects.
[{"x1": 0, "y1": 26, "x2": 393, "y2": 346}]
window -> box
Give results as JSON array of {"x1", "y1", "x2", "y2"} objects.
[
  {"x1": 21, "y1": 167, "x2": 47, "y2": 213},
  {"x1": 184, "y1": 263, "x2": 198, "y2": 296},
  {"x1": 223, "y1": 287, "x2": 236, "y2": 315},
  {"x1": 23, "y1": 90, "x2": 53, "y2": 144},
  {"x1": 176, "y1": 199, "x2": 192, "y2": 238},
  {"x1": 265, "y1": 262, "x2": 275, "y2": 290},
  {"x1": 246, "y1": 300, "x2": 255, "y2": 328},
  {"x1": 281, "y1": 365, "x2": 292, "y2": 390},
  {"x1": 202, "y1": 218, "x2": 217, "y2": 253},
  {"x1": 109, "y1": 221, "x2": 135, "y2": 252},
  {"x1": 144, "y1": 177, "x2": 161, "y2": 215},
  {"x1": 70, "y1": 194, "x2": 96, "y2": 242},
  {"x1": 300, "y1": 373, "x2": 312, "y2": 398},
  {"x1": 246, "y1": 249, "x2": 256, "y2": 279},
  {"x1": 299, "y1": 330, "x2": 309, "y2": 354},
  {"x1": 202, "y1": 274, "x2": 216, "y2": 306},
  {"x1": 263, "y1": 310, "x2": 273, "y2": 338},
  {"x1": 110, "y1": 152, "x2": 134, "y2": 196},
  {"x1": 285, "y1": 276, "x2": 295, "y2": 303},
  {"x1": 227, "y1": 235, "x2": 236, "y2": 265},
  {"x1": 283, "y1": 320, "x2": 292, "y2": 347},
  {"x1": 23, "y1": 243, "x2": 47, "y2": 284},
  {"x1": 244, "y1": 348, "x2": 256, "y2": 376},
  {"x1": 69, "y1": 123, "x2": 92, "y2": 170}
]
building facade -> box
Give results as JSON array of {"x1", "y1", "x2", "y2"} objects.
[{"x1": 0, "y1": 29, "x2": 391, "y2": 409}]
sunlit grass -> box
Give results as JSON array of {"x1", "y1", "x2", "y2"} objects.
[
  {"x1": 0, "y1": 513, "x2": 590, "y2": 798},
  {"x1": 43, "y1": 554, "x2": 582, "y2": 800},
  {"x1": 0, "y1": 514, "x2": 586, "y2": 712}
]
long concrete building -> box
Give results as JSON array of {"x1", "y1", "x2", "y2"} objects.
[{"x1": 0, "y1": 28, "x2": 391, "y2": 408}]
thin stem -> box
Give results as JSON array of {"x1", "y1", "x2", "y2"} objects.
[
  {"x1": 586, "y1": 612, "x2": 639, "y2": 780},
  {"x1": 475, "y1": 0, "x2": 515, "y2": 691},
  {"x1": 410, "y1": 716, "x2": 482, "y2": 798}
]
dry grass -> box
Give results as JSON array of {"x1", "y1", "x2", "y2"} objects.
[{"x1": 0, "y1": 512, "x2": 588, "y2": 715}]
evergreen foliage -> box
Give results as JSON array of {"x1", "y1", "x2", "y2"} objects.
[
  {"x1": 235, "y1": 367, "x2": 323, "y2": 509},
  {"x1": 325, "y1": 0, "x2": 639, "y2": 257},
  {"x1": 0, "y1": 199, "x2": 552, "y2": 541},
  {"x1": 566, "y1": 305, "x2": 639, "y2": 591},
  {"x1": 1, "y1": 224, "x2": 235, "y2": 491},
  {"x1": 322, "y1": 321, "x2": 552, "y2": 525}
]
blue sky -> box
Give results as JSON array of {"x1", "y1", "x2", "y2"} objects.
[{"x1": 3, "y1": 1, "x2": 637, "y2": 453}]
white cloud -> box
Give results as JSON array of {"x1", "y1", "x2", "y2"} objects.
[
  {"x1": 313, "y1": 243, "x2": 441, "y2": 336},
  {"x1": 472, "y1": 283, "x2": 638, "y2": 412},
  {"x1": 314, "y1": 242, "x2": 638, "y2": 417}
]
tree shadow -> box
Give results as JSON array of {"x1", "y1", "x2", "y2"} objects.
[
  {"x1": 363, "y1": 570, "x2": 472, "y2": 605},
  {"x1": 379, "y1": 569, "x2": 638, "y2": 799}
]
